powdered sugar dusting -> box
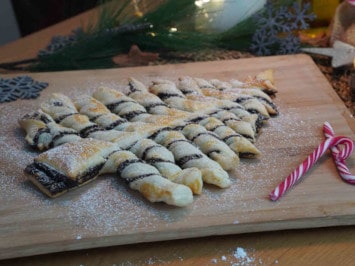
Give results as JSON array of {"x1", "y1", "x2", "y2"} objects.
[
  {"x1": 183, "y1": 99, "x2": 323, "y2": 224},
  {"x1": 234, "y1": 247, "x2": 254, "y2": 265},
  {"x1": 64, "y1": 177, "x2": 159, "y2": 235},
  {"x1": 210, "y1": 246, "x2": 263, "y2": 265},
  {"x1": 0, "y1": 74, "x2": 334, "y2": 258},
  {"x1": 0, "y1": 89, "x2": 320, "y2": 230}
]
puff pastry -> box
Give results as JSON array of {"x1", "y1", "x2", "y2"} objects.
[
  {"x1": 149, "y1": 80, "x2": 259, "y2": 140},
  {"x1": 198, "y1": 116, "x2": 260, "y2": 157},
  {"x1": 126, "y1": 78, "x2": 259, "y2": 156},
  {"x1": 19, "y1": 110, "x2": 81, "y2": 150},
  {"x1": 93, "y1": 87, "x2": 149, "y2": 122},
  {"x1": 202, "y1": 78, "x2": 278, "y2": 116},
  {"x1": 21, "y1": 103, "x2": 196, "y2": 205},
  {"x1": 19, "y1": 72, "x2": 279, "y2": 207},
  {"x1": 210, "y1": 78, "x2": 277, "y2": 113},
  {"x1": 238, "y1": 69, "x2": 278, "y2": 97},
  {"x1": 191, "y1": 77, "x2": 271, "y2": 119},
  {"x1": 111, "y1": 121, "x2": 231, "y2": 188},
  {"x1": 154, "y1": 130, "x2": 231, "y2": 188},
  {"x1": 26, "y1": 138, "x2": 193, "y2": 206},
  {"x1": 74, "y1": 95, "x2": 203, "y2": 194},
  {"x1": 40, "y1": 94, "x2": 203, "y2": 194},
  {"x1": 25, "y1": 138, "x2": 116, "y2": 198},
  {"x1": 92, "y1": 87, "x2": 238, "y2": 173}
]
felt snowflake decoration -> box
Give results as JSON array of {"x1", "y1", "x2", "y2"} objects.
[
  {"x1": 255, "y1": 2, "x2": 289, "y2": 35},
  {"x1": 38, "y1": 28, "x2": 83, "y2": 58},
  {"x1": 0, "y1": 76, "x2": 48, "y2": 103},
  {"x1": 250, "y1": 29, "x2": 274, "y2": 56},
  {"x1": 285, "y1": 2, "x2": 316, "y2": 30},
  {"x1": 278, "y1": 33, "x2": 301, "y2": 54},
  {"x1": 251, "y1": 1, "x2": 315, "y2": 56}
]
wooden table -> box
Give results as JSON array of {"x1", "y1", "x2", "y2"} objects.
[{"x1": 1, "y1": 8, "x2": 355, "y2": 266}]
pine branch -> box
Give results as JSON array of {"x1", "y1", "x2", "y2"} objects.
[
  {"x1": 23, "y1": 0, "x2": 300, "y2": 71},
  {"x1": 0, "y1": 58, "x2": 38, "y2": 70}
]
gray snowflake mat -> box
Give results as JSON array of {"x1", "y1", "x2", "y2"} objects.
[{"x1": 0, "y1": 75, "x2": 48, "y2": 103}]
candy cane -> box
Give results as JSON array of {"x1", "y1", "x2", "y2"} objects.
[
  {"x1": 323, "y1": 122, "x2": 355, "y2": 185},
  {"x1": 270, "y1": 122, "x2": 355, "y2": 201}
]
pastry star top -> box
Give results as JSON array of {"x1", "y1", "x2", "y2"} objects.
[{"x1": 302, "y1": 40, "x2": 355, "y2": 68}]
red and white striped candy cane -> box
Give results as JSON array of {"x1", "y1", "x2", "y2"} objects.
[
  {"x1": 323, "y1": 122, "x2": 355, "y2": 185},
  {"x1": 270, "y1": 122, "x2": 355, "y2": 201}
]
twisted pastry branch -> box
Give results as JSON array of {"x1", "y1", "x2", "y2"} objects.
[
  {"x1": 147, "y1": 80, "x2": 260, "y2": 141},
  {"x1": 127, "y1": 78, "x2": 260, "y2": 157},
  {"x1": 20, "y1": 111, "x2": 194, "y2": 206},
  {"x1": 74, "y1": 95, "x2": 203, "y2": 194},
  {"x1": 40, "y1": 94, "x2": 203, "y2": 194},
  {"x1": 92, "y1": 88, "x2": 237, "y2": 176}
]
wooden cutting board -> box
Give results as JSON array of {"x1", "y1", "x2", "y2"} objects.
[{"x1": 0, "y1": 54, "x2": 354, "y2": 260}]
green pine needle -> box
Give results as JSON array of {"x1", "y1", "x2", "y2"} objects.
[{"x1": 27, "y1": 0, "x2": 297, "y2": 71}]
